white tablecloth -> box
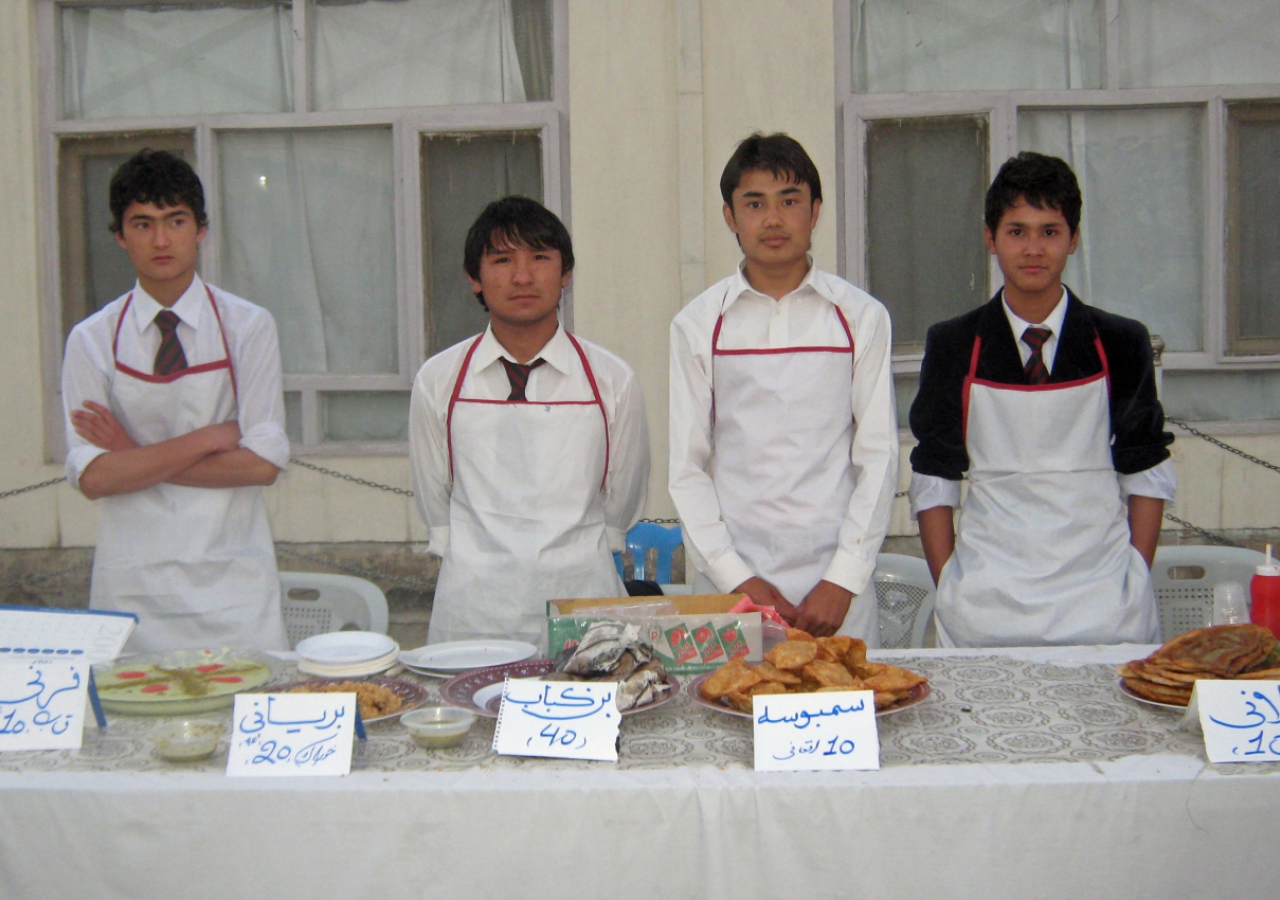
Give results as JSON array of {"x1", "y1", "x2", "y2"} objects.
[{"x1": 2, "y1": 645, "x2": 1277, "y2": 899}]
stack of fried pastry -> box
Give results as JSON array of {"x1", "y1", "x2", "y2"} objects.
[
  {"x1": 1119, "y1": 624, "x2": 1280, "y2": 706},
  {"x1": 699, "y1": 628, "x2": 928, "y2": 713}
]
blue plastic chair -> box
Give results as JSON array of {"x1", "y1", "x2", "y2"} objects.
[{"x1": 613, "y1": 522, "x2": 684, "y2": 584}]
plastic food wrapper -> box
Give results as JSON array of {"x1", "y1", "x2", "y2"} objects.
[
  {"x1": 547, "y1": 594, "x2": 763, "y2": 675},
  {"x1": 728, "y1": 597, "x2": 790, "y2": 650}
]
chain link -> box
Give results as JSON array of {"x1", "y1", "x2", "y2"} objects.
[
  {"x1": 0, "y1": 477, "x2": 66, "y2": 500},
  {"x1": 1166, "y1": 416, "x2": 1280, "y2": 477},
  {"x1": 288, "y1": 458, "x2": 415, "y2": 497},
  {"x1": 276, "y1": 546, "x2": 436, "y2": 591},
  {"x1": 1162, "y1": 513, "x2": 1243, "y2": 548}
]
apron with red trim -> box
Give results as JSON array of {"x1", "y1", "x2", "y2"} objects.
[
  {"x1": 933, "y1": 330, "x2": 1159, "y2": 647},
  {"x1": 91, "y1": 285, "x2": 287, "y2": 653},
  {"x1": 429, "y1": 332, "x2": 624, "y2": 647},
  {"x1": 695, "y1": 295, "x2": 878, "y2": 643}
]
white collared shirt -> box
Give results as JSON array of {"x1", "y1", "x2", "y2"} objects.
[
  {"x1": 910, "y1": 287, "x2": 1175, "y2": 516},
  {"x1": 61, "y1": 274, "x2": 290, "y2": 489},
  {"x1": 409, "y1": 324, "x2": 650, "y2": 554},
  {"x1": 669, "y1": 262, "x2": 899, "y2": 597}
]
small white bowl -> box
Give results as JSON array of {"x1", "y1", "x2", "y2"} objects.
[
  {"x1": 401, "y1": 706, "x2": 475, "y2": 749},
  {"x1": 151, "y1": 720, "x2": 224, "y2": 761}
]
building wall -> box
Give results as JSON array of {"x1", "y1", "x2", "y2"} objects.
[{"x1": 0, "y1": 0, "x2": 1277, "y2": 553}]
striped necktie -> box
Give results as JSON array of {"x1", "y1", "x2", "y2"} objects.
[
  {"x1": 500, "y1": 357, "x2": 545, "y2": 401},
  {"x1": 1021, "y1": 326, "x2": 1052, "y2": 385},
  {"x1": 153, "y1": 310, "x2": 189, "y2": 376}
]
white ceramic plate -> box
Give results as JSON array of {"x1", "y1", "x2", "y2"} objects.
[
  {"x1": 400, "y1": 640, "x2": 537, "y2": 674},
  {"x1": 297, "y1": 648, "x2": 400, "y2": 679},
  {"x1": 295, "y1": 632, "x2": 398, "y2": 666}
]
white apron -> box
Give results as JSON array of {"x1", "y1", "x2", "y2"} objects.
[
  {"x1": 933, "y1": 331, "x2": 1159, "y2": 648},
  {"x1": 90, "y1": 287, "x2": 288, "y2": 653},
  {"x1": 430, "y1": 332, "x2": 625, "y2": 647},
  {"x1": 693, "y1": 295, "x2": 878, "y2": 644}
]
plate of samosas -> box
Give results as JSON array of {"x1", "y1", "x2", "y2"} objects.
[
  {"x1": 688, "y1": 628, "x2": 930, "y2": 718},
  {"x1": 1118, "y1": 624, "x2": 1280, "y2": 708}
]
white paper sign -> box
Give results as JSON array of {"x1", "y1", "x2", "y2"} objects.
[
  {"x1": 1195, "y1": 680, "x2": 1280, "y2": 763},
  {"x1": 492, "y1": 678, "x2": 620, "y2": 762},
  {"x1": 0, "y1": 606, "x2": 136, "y2": 665},
  {"x1": 227, "y1": 693, "x2": 356, "y2": 777},
  {"x1": 0, "y1": 661, "x2": 89, "y2": 750},
  {"x1": 753, "y1": 690, "x2": 880, "y2": 771}
]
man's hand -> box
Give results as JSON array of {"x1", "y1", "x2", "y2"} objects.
[
  {"x1": 793, "y1": 580, "x2": 853, "y2": 637},
  {"x1": 71, "y1": 401, "x2": 138, "y2": 452},
  {"x1": 732, "y1": 576, "x2": 798, "y2": 622},
  {"x1": 202, "y1": 420, "x2": 244, "y2": 455}
]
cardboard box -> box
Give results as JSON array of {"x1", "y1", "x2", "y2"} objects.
[{"x1": 546, "y1": 594, "x2": 762, "y2": 675}]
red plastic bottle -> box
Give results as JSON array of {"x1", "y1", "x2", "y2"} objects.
[{"x1": 1251, "y1": 543, "x2": 1280, "y2": 639}]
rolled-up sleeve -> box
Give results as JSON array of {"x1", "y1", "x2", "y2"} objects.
[
  {"x1": 409, "y1": 357, "x2": 455, "y2": 556},
  {"x1": 61, "y1": 326, "x2": 110, "y2": 491},
  {"x1": 233, "y1": 309, "x2": 290, "y2": 470},
  {"x1": 603, "y1": 367, "x2": 649, "y2": 551}
]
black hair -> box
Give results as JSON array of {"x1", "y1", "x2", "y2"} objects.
[
  {"x1": 108, "y1": 149, "x2": 208, "y2": 233},
  {"x1": 719, "y1": 132, "x2": 823, "y2": 207},
  {"x1": 463, "y1": 196, "x2": 574, "y2": 310},
  {"x1": 984, "y1": 151, "x2": 1082, "y2": 235}
]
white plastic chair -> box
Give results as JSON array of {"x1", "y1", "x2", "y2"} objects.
[
  {"x1": 872, "y1": 553, "x2": 936, "y2": 649},
  {"x1": 278, "y1": 571, "x2": 390, "y2": 649},
  {"x1": 1149, "y1": 545, "x2": 1266, "y2": 642}
]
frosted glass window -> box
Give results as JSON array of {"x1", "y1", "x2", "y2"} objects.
[
  {"x1": 852, "y1": 0, "x2": 1101, "y2": 93},
  {"x1": 1020, "y1": 108, "x2": 1203, "y2": 352},
  {"x1": 866, "y1": 116, "x2": 989, "y2": 352},
  {"x1": 324, "y1": 392, "x2": 411, "y2": 441},
  {"x1": 1229, "y1": 106, "x2": 1280, "y2": 355},
  {"x1": 1162, "y1": 371, "x2": 1280, "y2": 423},
  {"x1": 423, "y1": 132, "x2": 543, "y2": 353},
  {"x1": 219, "y1": 128, "x2": 398, "y2": 375},
  {"x1": 312, "y1": 0, "x2": 549, "y2": 110},
  {"x1": 1118, "y1": 0, "x2": 1280, "y2": 88},
  {"x1": 61, "y1": 3, "x2": 291, "y2": 118}
]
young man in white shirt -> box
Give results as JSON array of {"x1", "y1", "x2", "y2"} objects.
[
  {"x1": 669, "y1": 133, "x2": 899, "y2": 641},
  {"x1": 62, "y1": 149, "x2": 291, "y2": 652},
  {"x1": 410, "y1": 197, "x2": 650, "y2": 646}
]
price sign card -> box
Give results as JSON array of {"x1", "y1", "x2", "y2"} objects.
[
  {"x1": 0, "y1": 661, "x2": 89, "y2": 750},
  {"x1": 1195, "y1": 680, "x2": 1280, "y2": 763},
  {"x1": 227, "y1": 693, "x2": 356, "y2": 777},
  {"x1": 753, "y1": 690, "x2": 880, "y2": 771},
  {"x1": 492, "y1": 678, "x2": 620, "y2": 762}
]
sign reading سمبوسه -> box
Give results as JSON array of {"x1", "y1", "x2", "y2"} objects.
[
  {"x1": 1195, "y1": 680, "x2": 1280, "y2": 762},
  {"x1": 753, "y1": 689, "x2": 881, "y2": 771},
  {"x1": 492, "y1": 678, "x2": 621, "y2": 762},
  {"x1": 227, "y1": 693, "x2": 356, "y2": 777}
]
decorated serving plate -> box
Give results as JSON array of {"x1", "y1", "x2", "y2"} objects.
[
  {"x1": 399, "y1": 640, "x2": 538, "y2": 676},
  {"x1": 93, "y1": 648, "x2": 284, "y2": 716},
  {"x1": 268, "y1": 676, "x2": 431, "y2": 724},
  {"x1": 685, "y1": 671, "x2": 931, "y2": 720},
  {"x1": 440, "y1": 660, "x2": 680, "y2": 719}
]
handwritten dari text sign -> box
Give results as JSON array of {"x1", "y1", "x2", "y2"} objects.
[
  {"x1": 753, "y1": 689, "x2": 880, "y2": 771},
  {"x1": 1196, "y1": 680, "x2": 1280, "y2": 763},
  {"x1": 227, "y1": 693, "x2": 356, "y2": 777},
  {"x1": 0, "y1": 661, "x2": 89, "y2": 751},
  {"x1": 492, "y1": 678, "x2": 620, "y2": 762}
]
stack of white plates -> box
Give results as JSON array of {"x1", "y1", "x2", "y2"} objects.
[
  {"x1": 399, "y1": 640, "x2": 538, "y2": 677},
  {"x1": 296, "y1": 632, "x2": 401, "y2": 678}
]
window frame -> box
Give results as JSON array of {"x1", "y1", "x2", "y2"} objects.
[
  {"x1": 37, "y1": 0, "x2": 569, "y2": 459},
  {"x1": 834, "y1": 1, "x2": 1280, "y2": 393}
]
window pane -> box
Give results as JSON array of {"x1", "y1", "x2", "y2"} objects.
[
  {"x1": 866, "y1": 116, "x2": 988, "y2": 352},
  {"x1": 422, "y1": 132, "x2": 543, "y2": 354},
  {"x1": 323, "y1": 392, "x2": 410, "y2": 441},
  {"x1": 220, "y1": 128, "x2": 398, "y2": 374},
  {"x1": 894, "y1": 374, "x2": 919, "y2": 430},
  {"x1": 1162, "y1": 371, "x2": 1280, "y2": 422},
  {"x1": 61, "y1": 2, "x2": 291, "y2": 118},
  {"x1": 1229, "y1": 105, "x2": 1280, "y2": 354},
  {"x1": 57, "y1": 133, "x2": 195, "y2": 339},
  {"x1": 852, "y1": 0, "x2": 1101, "y2": 93},
  {"x1": 1020, "y1": 108, "x2": 1203, "y2": 352},
  {"x1": 1118, "y1": 0, "x2": 1280, "y2": 88},
  {"x1": 284, "y1": 391, "x2": 303, "y2": 445},
  {"x1": 312, "y1": 0, "x2": 547, "y2": 110}
]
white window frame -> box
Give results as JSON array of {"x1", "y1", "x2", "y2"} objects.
[
  {"x1": 834, "y1": 1, "x2": 1280, "y2": 427},
  {"x1": 37, "y1": 0, "x2": 569, "y2": 459}
]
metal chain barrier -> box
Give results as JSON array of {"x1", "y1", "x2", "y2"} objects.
[
  {"x1": 275, "y1": 546, "x2": 436, "y2": 592},
  {"x1": 0, "y1": 476, "x2": 66, "y2": 500},
  {"x1": 1166, "y1": 416, "x2": 1280, "y2": 478},
  {"x1": 287, "y1": 458, "x2": 415, "y2": 497},
  {"x1": 1161, "y1": 514, "x2": 1243, "y2": 548}
]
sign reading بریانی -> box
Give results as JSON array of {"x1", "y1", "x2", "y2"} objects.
[{"x1": 227, "y1": 693, "x2": 357, "y2": 777}]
